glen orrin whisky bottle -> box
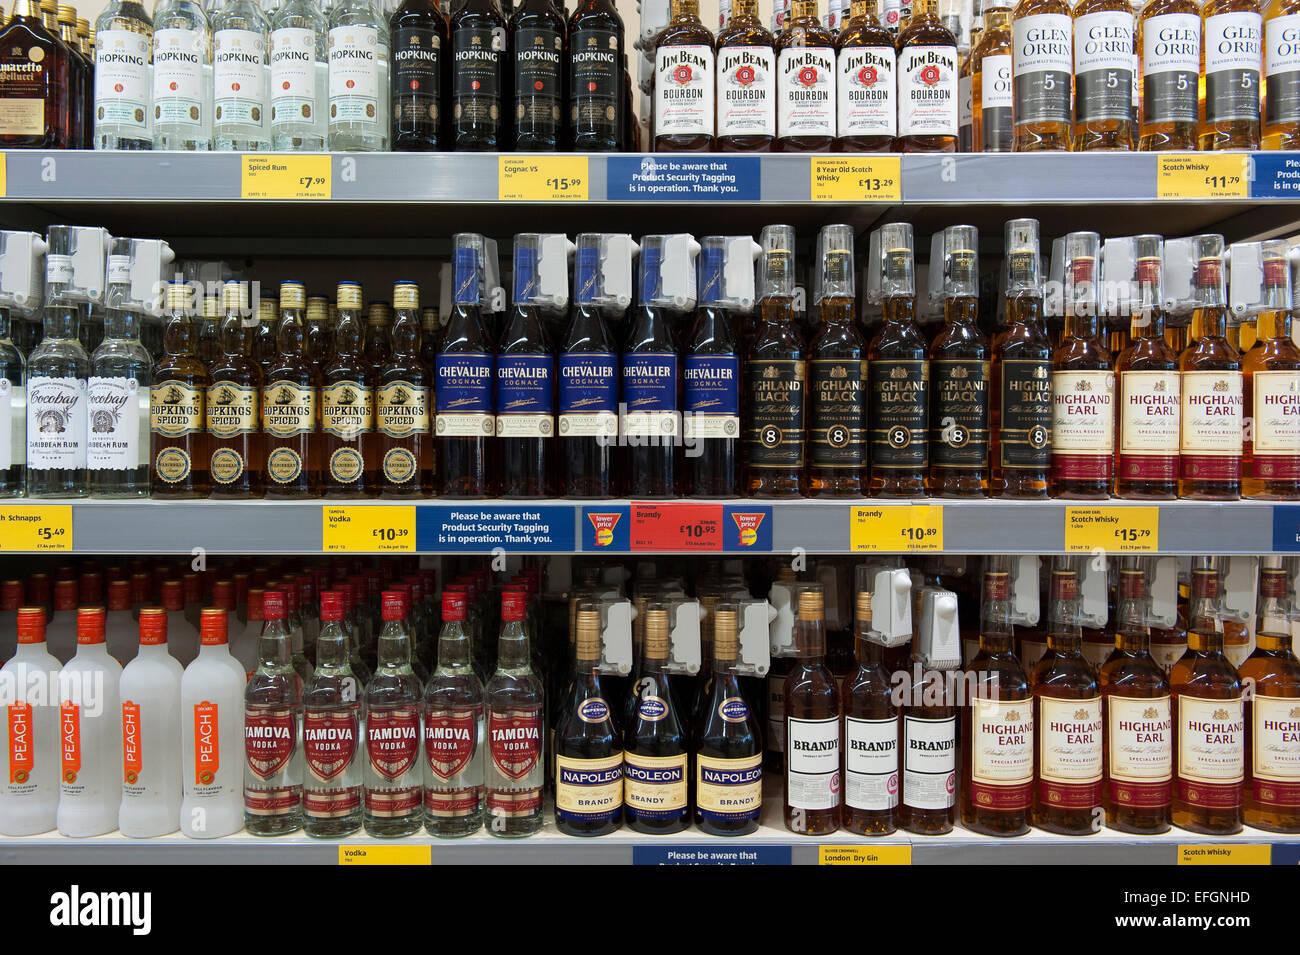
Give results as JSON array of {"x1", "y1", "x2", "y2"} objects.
[
  {"x1": 1137, "y1": 0, "x2": 1200, "y2": 150},
  {"x1": 1011, "y1": 0, "x2": 1073, "y2": 150},
  {"x1": 150, "y1": 282, "x2": 211, "y2": 498},
  {"x1": 1199, "y1": 0, "x2": 1263, "y2": 150},
  {"x1": 1072, "y1": 0, "x2": 1136, "y2": 149},
  {"x1": 1263, "y1": 0, "x2": 1300, "y2": 148},
  {"x1": 971, "y1": 0, "x2": 1013, "y2": 150}
]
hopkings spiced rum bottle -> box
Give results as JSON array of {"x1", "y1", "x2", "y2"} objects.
[
  {"x1": 715, "y1": 0, "x2": 776, "y2": 151},
  {"x1": 207, "y1": 281, "x2": 265, "y2": 499},
  {"x1": 321, "y1": 281, "x2": 378, "y2": 497},
  {"x1": 379, "y1": 282, "x2": 434, "y2": 497},
  {"x1": 784, "y1": 584, "x2": 842, "y2": 836},
  {"x1": 150, "y1": 282, "x2": 210, "y2": 498},
  {"x1": 1011, "y1": 0, "x2": 1073, "y2": 150},
  {"x1": 263, "y1": 281, "x2": 321, "y2": 498},
  {"x1": 1242, "y1": 241, "x2": 1300, "y2": 500},
  {"x1": 835, "y1": 0, "x2": 897, "y2": 150},
  {"x1": 894, "y1": 0, "x2": 959, "y2": 151}
]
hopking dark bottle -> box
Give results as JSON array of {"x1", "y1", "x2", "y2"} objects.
[
  {"x1": 683, "y1": 237, "x2": 741, "y2": 498},
  {"x1": 567, "y1": 0, "x2": 625, "y2": 150},
  {"x1": 437, "y1": 234, "x2": 496, "y2": 498},
  {"x1": 390, "y1": 0, "x2": 449, "y2": 151},
  {"x1": 498, "y1": 235, "x2": 554, "y2": 498},
  {"x1": 623, "y1": 236, "x2": 679, "y2": 498},
  {"x1": 450, "y1": 0, "x2": 508, "y2": 150},
  {"x1": 510, "y1": 0, "x2": 566, "y2": 150}
]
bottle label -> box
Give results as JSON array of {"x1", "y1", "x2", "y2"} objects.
[
  {"x1": 558, "y1": 352, "x2": 618, "y2": 437},
  {"x1": 1177, "y1": 694, "x2": 1244, "y2": 809},
  {"x1": 95, "y1": 29, "x2": 150, "y2": 133},
  {"x1": 0, "y1": 379, "x2": 16, "y2": 471},
  {"x1": 837, "y1": 45, "x2": 896, "y2": 138},
  {"x1": 193, "y1": 701, "x2": 221, "y2": 788},
  {"x1": 1118, "y1": 370, "x2": 1180, "y2": 482},
  {"x1": 969, "y1": 697, "x2": 1033, "y2": 809},
  {"x1": 321, "y1": 380, "x2": 373, "y2": 439},
  {"x1": 870, "y1": 359, "x2": 929, "y2": 470},
  {"x1": 717, "y1": 44, "x2": 776, "y2": 138},
  {"x1": 844, "y1": 715, "x2": 899, "y2": 811},
  {"x1": 622, "y1": 352, "x2": 678, "y2": 438},
  {"x1": 809, "y1": 357, "x2": 866, "y2": 468},
  {"x1": 998, "y1": 359, "x2": 1052, "y2": 469},
  {"x1": 1180, "y1": 369, "x2": 1243, "y2": 482},
  {"x1": 26, "y1": 376, "x2": 87, "y2": 471},
  {"x1": 1012, "y1": 14, "x2": 1072, "y2": 126},
  {"x1": 214, "y1": 29, "x2": 269, "y2": 127},
  {"x1": 897, "y1": 44, "x2": 958, "y2": 137},
  {"x1": 1107, "y1": 694, "x2": 1172, "y2": 809},
  {"x1": 271, "y1": 27, "x2": 320, "y2": 130},
  {"x1": 1205, "y1": 13, "x2": 1263, "y2": 124},
  {"x1": 959, "y1": 71, "x2": 972, "y2": 149},
  {"x1": 624, "y1": 751, "x2": 688, "y2": 820},
  {"x1": 435, "y1": 353, "x2": 494, "y2": 437},
  {"x1": 1037, "y1": 695, "x2": 1102, "y2": 809},
  {"x1": 569, "y1": 27, "x2": 621, "y2": 141},
  {"x1": 785, "y1": 715, "x2": 840, "y2": 811},
  {"x1": 244, "y1": 706, "x2": 296, "y2": 780},
  {"x1": 207, "y1": 380, "x2": 260, "y2": 439},
  {"x1": 696, "y1": 753, "x2": 762, "y2": 823},
  {"x1": 496, "y1": 354, "x2": 553, "y2": 438},
  {"x1": 424, "y1": 705, "x2": 478, "y2": 781},
  {"x1": 328, "y1": 26, "x2": 381, "y2": 124},
  {"x1": 979, "y1": 53, "x2": 1014, "y2": 151},
  {"x1": 154, "y1": 28, "x2": 207, "y2": 127},
  {"x1": 1051, "y1": 369, "x2": 1114, "y2": 481},
  {"x1": 150, "y1": 380, "x2": 205, "y2": 437},
  {"x1": 366, "y1": 706, "x2": 421, "y2": 780},
  {"x1": 1251, "y1": 369, "x2": 1300, "y2": 479},
  {"x1": 1266, "y1": 15, "x2": 1300, "y2": 125},
  {"x1": 86, "y1": 376, "x2": 141, "y2": 472},
  {"x1": 777, "y1": 46, "x2": 836, "y2": 138},
  {"x1": 1251, "y1": 694, "x2": 1300, "y2": 805},
  {"x1": 1150, "y1": 637, "x2": 1188, "y2": 673},
  {"x1": 746, "y1": 358, "x2": 805, "y2": 468},
  {"x1": 59, "y1": 702, "x2": 81, "y2": 787},
  {"x1": 489, "y1": 707, "x2": 542, "y2": 780},
  {"x1": 1143, "y1": 13, "x2": 1200, "y2": 125},
  {"x1": 555, "y1": 752, "x2": 623, "y2": 822},
  {"x1": 303, "y1": 709, "x2": 359, "y2": 782},
  {"x1": 1073, "y1": 11, "x2": 1134, "y2": 123},
  {"x1": 767, "y1": 673, "x2": 785, "y2": 753},
  {"x1": 932, "y1": 358, "x2": 990, "y2": 469},
  {"x1": 514, "y1": 27, "x2": 563, "y2": 134},
  {"x1": 453, "y1": 27, "x2": 503, "y2": 128},
  {"x1": 683, "y1": 354, "x2": 739, "y2": 440},
  {"x1": 120, "y1": 700, "x2": 142, "y2": 790},
  {"x1": 377, "y1": 380, "x2": 430, "y2": 437},
  {"x1": 262, "y1": 382, "x2": 316, "y2": 437},
  {"x1": 655, "y1": 44, "x2": 715, "y2": 137},
  {"x1": 392, "y1": 26, "x2": 441, "y2": 119},
  {"x1": 8, "y1": 703, "x2": 34, "y2": 787}
]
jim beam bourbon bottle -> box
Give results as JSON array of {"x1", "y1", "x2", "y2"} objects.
[
  {"x1": 1179, "y1": 236, "x2": 1243, "y2": 500},
  {"x1": 207, "y1": 282, "x2": 265, "y2": 499},
  {"x1": 1100, "y1": 560, "x2": 1173, "y2": 834},
  {"x1": 1137, "y1": 0, "x2": 1200, "y2": 150},
  {"x1": 1031, "y1": 561, "x2": 1103, "y2": 835},
  {"x1": 244, "y1": 590, "x2": 304, "y2": 836},
  {"x1": 835, "y1": 0, "x2": 896, "y2": 150},
  {"x1": 424, "y1": 588, "x2": 485, "y2": 837},
  {"x1": 1243, "y1": 242, "x2": 1300, "y2": 499},
  {"x1": 364, "y1": 591, "x2": 424, "y2": 837},
  {"x1": 1011, "y1": 0, "x2": 1073, "y2": 149},
  {"x1": 776, "y1": 0, "x2": 837, "y2": 150},
  {"x1": 972, "y1": 0, "x2": 1013, "y2": 150},
  {"x1": 1170, "y1": 558, "x2": 1244, "y2": 834},
  {"x1": 784, "y1": 585, "x2": 841, "y2": 835},
  {"x1": 1264, "y1": 0, "x2": 1300, "y2": 147},
  {"x1": 1072, "y1": 0, "x2": 1136, "y2": 149},
  {"x1": 715, "y1": 0, "x2": 776, "y2": 150},
  {"x1": 321, "y1": 281, "x2": 379, "y2": 498},
  {"x1": 263, "y1": 281, "x2": 322, "y2": 498},
  {"x1": 841, "y1": 578, "x2": 898, "y2": 834},
  {"x1": 894, "y1": 0, "x2": 958, "y2": 150},
  {"x1": 301, "y1": 591, "x2": 363, "y2": 837},
  {"x1": 653, "y1": 0, "x2": 716, "y2": 151},
  {"x1": 1051, "y1": 232, "x2": 1115, "y2": 499},
  {"x1": 962, "y1": 562, "x2": 1033, "y2": 836},
  {"x1": 485, "y1": 588, "x2": 545, "y2": 837},
  {"x1": 1199, "y1": 0, "x2": 1263, "y2": 150}
]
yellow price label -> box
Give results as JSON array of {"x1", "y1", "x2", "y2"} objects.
[
  {"x1": 0, "y1": 153, "x2": 7, "y2": 198},
  {"x1": 0, "y1": 505, "x2": 72, "y2": 551},
  {"x1": 1177, "y1": 844, "x2": 1270, "y2": 866},
  {"x1": 850, "y1": 505, "x2": 944, "y2": 552},
  {"x1": 241, "y1": 155, "x2": 332, "y2": 199},
  {"x1": 322, "y1": 506, "x2": 416, "y2": 553},
  {"x1": 1064, "y1": 506, "x2": 1159, "y2": 552},
  {"x1": 339, "y1": 845, "x2": 431, "y2": 866},
  {"x1": 819, "y1": 845, "x2": 912, "y2": 865},
  {"x1": 811, "y1": 156, "x2": 901, "y2": 202},
  {"x1": 1157, "y1": 154, "x2": 1249, "y2": 199},
  {"x1": 499, "y1": 155, "x2": 589, "y2": 201}
]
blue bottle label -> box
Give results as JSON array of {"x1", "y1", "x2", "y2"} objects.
[
  {"x1": 683, "y1": 354, "x2": 740, "y2": 440},
  {"x1": 558, "y1": 352, "x2": 618, "y2": 438},
  {"x1": 621, "y1": 351, "x2": 678, "y2": 439},
  {"x1": 435, "y1": 352, "x2": 495, "y2": 437},
  {"x1": 496, "y1": 353, "x2": 554, "y2": 438}
]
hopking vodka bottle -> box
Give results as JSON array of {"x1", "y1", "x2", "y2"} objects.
[
  {"x1": 271, "y1": 0, "x2": 328, "y2": 150},
  {"x1": 180, "y1": 609, "x2": 246, "y2": 839},
  {"x1": 213, "y1": 0, "x2": 272, "y2": 150},
  {"x1": 93, "y1": 0, "x2": 153, "y2": 150},
  {"x1": 0, "y1": 609, "x2": 60, "y2": 836},
  {"x1": 152, "y1": 0, "x2": 214, "y2": 150},
  {"x1": 328, "y1": 0, "x2": 391, "y2": 150}
]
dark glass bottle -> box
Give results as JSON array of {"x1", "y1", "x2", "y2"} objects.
[
  {"x1": 262, "y1": 282, "x2": 321, "y2": 498},
  {"x1": 567, "y1": 0, "x2": 625, "y2": 150},
  {"x1": 775, "y1": 0, "x2": 836, "y2": 150},
  {"x1": 390, "y1": 0, "x2": 448, "y2": 151},
  {"x1": 842, "y1": 586, "x2": 898, "y2": 834},
  {"x1": 834, "y1": 0, "x2": 896, "y2": 151},
  {"x1": 498, "y1": 237, "x2": 553, "y2": 498},
  {"x1": 0, "y1": 0, "x2": 69, "y2": 148},
  {"x1": 652, "y1": 0, "x2": 716, "y2": 151},
  {"x1": 623, "y1": 239, "x2": 678, "y2": 498},
  {"x1": 321, "y1": 282, "x2": 379, "y2": 498},
  {"x1": 450, "y1": 0, "x2": 508, "y2": 150},
  {"x1": 511, "y1": 0, "x2": 566, "y2": 150},
  {"x1": 623, "y1": 606, "x2": 689, "y2": 833},
  {"x1": 150, "y1": 282, "x2": 211, "y2": 498},
  {"x1": 715, "y1": 0, "x2": 776, "y2": 151},
  {"x1": 378, "y1": 282, "x2": 434, "y2": 498},
  {"x1": 437, "y1": 236, "x2": 496, "y2": 498},
  {"x1": 207, "y1": 282, "x2": 266, "y2": 499},
  {"x1": 56, "y1": 7, "x2": 88, "y2": 150},
  {"x1": 683, "y1": 239, "x2": 740, "y2": 498},
  {"x1": 783, "y1": 585, "x2": 840, "y2": 835},
  {"x1": 558, "y1": 237, "x2": 617, "y2": 498}
]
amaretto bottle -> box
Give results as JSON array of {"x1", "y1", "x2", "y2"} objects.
[
  {"x1": 181, "y1": 608, "x2": 246, "y2": 838},
  {"x1": 57, "y1": 607, "x2": 124, "y2": 838},
  {"x1": 212, "y1": 0, "x2": 272, "y2": 150},
  {"x1": 0, "y1": 608, "x2": 61, "y2": 836},
  {"x1": 118, "y1": 608, "x2": 183, "y2": 838},
  {"x1": 270, "y1": 0, "x2": 328, "y2": 150},
  {"x1": 152, "y1": 0, "x2": 214, "y2": 150},
  {"x1": 328, "y1": 0, "x2": 391, "y2": 150},
  {"x1": 93, "y1": 0, "x2": 154, "y2": 150}
]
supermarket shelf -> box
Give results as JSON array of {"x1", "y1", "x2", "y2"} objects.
[{"x1": 0, "y1": 498, "x2": 1292, "y2": 556}]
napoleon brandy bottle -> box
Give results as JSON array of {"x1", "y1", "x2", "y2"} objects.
[
  {"x1": 1052, "y1": 232, "x2": 1115, "y2": 499},
  {"x1": 1243, "y1": 242, "x2": 1300, "y2": 499},
  {"x1": 834, "y1": 0, "x2": 895, "y2": 149},
  {"x1": 498, "y1": 236, "x2": 554, "y2": 499},
  {"x1": 1137, "y1": 0, "x2": 1200, "y2": 149},
  {"x1": 559, "y1": 236, "x2": 618, "y2": 498},
  {"x1": 784, "y1": 585, "x2": 841, "y2": 835},
  {"x1": 929, "y1": 225, "x2": 990, "y2": 497},
  {"x1": 1240, "y1": 557, "x2": 1300, "y2": 832},
  {"x1": 869, "y1": 223, "x2": 928, "y2": 497},
  {"x1": 1170, "y1": 559, "x2": 1244, "y2": 834},
  {"x1": 450, "y1": 0, "x2": 508, "y2": 149},
  {"x1": 390, "y1": 0, "x2": 448, "y2": 150},
  {"x1": 510, "y1": 0, "x2": 565, "y2": 150},
  {"x1": 207, "y1": 281, "x2": 265, "y2": 499},
  {"x1": 971, "y1": 0, "x2": 1013, "y2": 150},
  {"x1": 1179, "y1": 236, "x2": 1243, "y2": 501},
  {"x1": 438, "y1": 236, "x2": 496, "y2": 498},
  {"x1": 962, "y1": 562, "x2": 1033, "y2": 836},
  {"x1": 567, "y1": 0, "x2": 625, "y2": 150},
  {"x1": 379, "y1": 282, "x2": 433, "y2": 498},
  {"x1": 623, "y1": 238, "x2": 679, "y2": 498},
  {"x1": 1115, "y1": 237, "x2": 1180, "y2": 499},
  {"x1": 1072, "y1": 0, "x2": 1136, "y2": 149},
  {"x1": 1199, "y1": 0, "x2": 1263, "y2": 150},
  {"x1": 683, "y1": 237, "x2": 740, "y2": 498},
  {"x1": 263, "y1": 281, "x2": 321, "y2": 498},
  {"x1": 150, "y1": 281, "x2": 210, "y2": 498},
  {"x1": 1100, "y1": 560, "x2": 1172, "y2": 834},
  {"x1": 715, "y1": 0, "x2": 776, "y2": 150},
  {"x1": 745, "y1": 224, "x2": 806, "y2": 498},
  {"x1": 776, "y1": 0, "x2": 837, "y2": 150},
  {"x1": 624, "y1": 606, "x2": 689, "y2": 833},
  {"x1": 1031, "y1": 561, "x2": 1103, "y2": 835},
  {"x1": 1264, "y1": 0, "x2": 1300, "y2": 148},
  {"x1": 894, "y1": 0, "x2": 959, "y2": 150},
  {"x1": 653, "y1": 0, "x2": 716, "y2": 151},
  {"x1": 1011, "y1": 0, "x2": 1073, "y2": 150},
  {"x1": 321, "y1": 281, "x2": 378, "y2": 497},
  {"x1": 842, "y1": 583, "x2": 898, "y2": 835},
  {"x1": 808, "y1": 225, "x2": 866, "y2": 496}
]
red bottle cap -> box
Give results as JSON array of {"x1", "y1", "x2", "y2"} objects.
[
  {"x1": 160, "y1": 579, "x2": 184, "y2": 612},
  {"x1": 76, "y1": 607, "x2": 106, "y2": 645},
  {"x1": 381, "y1": 591, "x2": 406, "y2": 621},
  {"x1": 106, "y1": 579, "x2": 131, "y2": 612},
  {"x1": 55, "y1": 564, "x2": 76, "y2": 581},
  {"x1": 263, "y1": 590, "x2": 287, "y2": 621},
  {"x1": 442, "y1": 590, "x2": 468, "y2": 621},
  {"x1": 130, "y1": 572, "x2": 151, "y2": 606},
  {"x1": 53, "y1": 579, "x2": 77, "y2": 612},
  {"x1": 183, "y1": 573, "x2": 202, "y2": 604},
  {"x1": 501, "y1": 589, "x2": 527, "y2": 622},
  {"x1": 138, "y1": 608, "x2": 168, "y2": 646},
  {"x1": 78, "y1": 572, "x2": 103, "y2": 606},
  {"x1": 338, "y1": 584, "x2": 355, "y2": 614},
  {"x1": 199, "y1": 607, "x2": 229, "y2": 646},
  {"x1": 211, "y1": 579, "x2": 235, "y2": 612},
  {"x1": 16, "y1": 607, "x2": 46, "y2": 644},
  {"x1": 233, "y1": 573, "x2": 250, "y2": 605},
  {"x1": 1, "y1": 579, "x2": 23, "y2": 612},
  {"x1": 26, "y1": 573, "x2": 50, "y2": 606},
  {"x1": 320, "y1": 592, "x2": 344, "y2": 622},
  {"x1": 247, "y1": 589, "x2": 266, "y2": 623}
]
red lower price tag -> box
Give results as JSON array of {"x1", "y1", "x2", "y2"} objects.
[{"x1": 630, "y1": 503, "x2": 723, "y2": 551}]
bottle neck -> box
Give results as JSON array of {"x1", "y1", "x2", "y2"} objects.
[
  {"x1": 392, "y1": 308, "x2": 422, "y2": 355},
  {"x1": 436, "y1": 619, "x2": 472, "y2": 670},
  {"x1": 1114, "y1": 594, "x2": 1150, "y2": 652},
  {"x1": 164, "y1": 308, "x2": 198, "y2": 357},
  {"x1": 378, "y1": 619, "x2": 413, "y2": 669},
  {"x1": 497, "y1": 619, "x2": 532, "y2": 671},
  {"x1": 43, "y1": 300, "x2": 82, "y2": 341},
  {"x1": 854, "y1": 626, "x2": 884, "y2": 666},
  {"x1": 103, "y1": 305, "x2": 142, "y2": 342},
  {"x1": 731, "y1": 0, "x2": 760, "y2": 22},
  {"x1": 335, "y1": 308, "x2": 363, "y2": 353},
  {"x1": 670, "y1": 0, "x2": 701, "y2": 22},
  {"x1": 1129, "y1": 305, "x2": 1167, "y2": 342},
  {"x1": 257, "y1": 619, "x2": 292, "y2": 668},
  {"x1": 1257, "y1": 307, "x2": 1293, "y2": 343},
  {"x1": 1063, "y1": 309, "x2": 1100, "y2": 343},
  {"x1": 315, "y1": 622, "x2": 350, "y2": 669},
  {"x1": 983, "y1": 5, "x2": 1010, "y2": 29}
]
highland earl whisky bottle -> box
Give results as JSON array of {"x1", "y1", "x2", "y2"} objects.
[
  {"x1": 1199, "y1": 0, "x2": 1263, "y2": 150},
  {"x1": 510, "y1": 0, "x2": 565, "y2": 150},
  {"x1": 379, "y1": 282, "x2": 433, "y2": 498},
  {"x1": 715, "y1": 0, "x2": 776, "y2": 150},
  {"x1": 263, "y1": 281, "x2": 321, "y2": 498},
  {"x1": 150, "y1": 282, "x2": 211, "y2": 498},
  {"x1": 498, "y1": 236, "x2": 554, "y2": 499},
  {"x1": 776, "y1": 0, "x2": 837, "y2": 150},
  {"x1": 683, "y1": 238, "x2": 740, "y2": 498},
  {"x1": 567, "y1": 0, "x2": 625, "y2": 150},
  {"x1": 1011, "y1": 0, "x2": 1073, "y2": 150},
  {"x1": 1137, "y1": 0, "x2": 1201, "y2": 150},
  {"x1": 652, "y1": 0, "x2": 716, "y2": 151},
  {"x1": 784, "y1": 585, "x2": 840, "y2": 835},
  {"x1": 438, "y1": 235, "x2": 496, "y2": 498},
  {"x1": 1072, "y1": 0, "x2": 1136, "y2": 149},
  {"x1": 624, "y1": 606, "x2": 690, "y2": 833},
  {"x1": 207, "y1": 281, "x2": 265, "y2": 499},
  {"x1": 842, "y1": 584, "x2": 898, "y2": 834},
  {"x1": 1242, "y1": 242, "x2": 1300, "y2": 499},
  {"x1": 450, "y1": 0, "x2": 508, "y2": 149},
  {"x1": 835, "y1": 0, "x2": 896, "y2": 150},
  {"x1": 321, "y1": 281, "x2": 378, "y2": 497}
]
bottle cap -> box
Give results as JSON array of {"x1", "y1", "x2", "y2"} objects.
[
  {"x1": 337, "y1": 281, "x2": 363, "y2": 310},
  {"x1": 138, "y1": 607, "x2": 168, "y2": 646},
  {"x1": 320, "y1": 591, "x2": 344, "y2": 621},
  {"x1": 797, "y1": 586, "x2": 824, "y2": 620},
  {"x1": 16, "y1": 607, "x2": 46, "y2": 644},
  {"x1": 199, "y1": 607, "x2": 229, "y2": 646},
  {"x1": 76, "y1": 607, "x2": 106, "y2": 645},
  {"x1": 394, "y1": 281, "x2": 420, "y2": 310},
  {"x1": 306, "y1": 296, "x2": 328, "y2": 323},
  {"x1": 264, "y1": 589, "x2": 287, "y2": 622},
  {"x1": 183, "y1": 572, "x2": 201, "y2": 604},
  {"x1": 279, "y1": 281, "x2": 306, "y2": 309},
  {"x1": 106, "y1": 579, "x2": 131, "y2": 612},
  {"x1": 984, "y1": 571, "x2": 1010, "y2": 601},
  {"x1": 382, "y1": 591, "x2": 406, "y2": 621},
  {"x1": 713, "y1": 605, "x2": 739, "y2": 660},
  {"x1": 1, "y1": 579, "x2": 23, "y2": 611},
  {"x1": 165, "y1": 281, "x2": 192, "y2": 312},
  {"x1": 499, "y1": 589, "x2": 526, "y2": 622},
  {"x1": 758, "y1": 224, "x2": 796, "y2": 299},
  {"x1": 814, "y1": 224, "x2": 855, "y2": 303},
  {"x1": 644, "y1": 607, "x2": 670, "y2": 658},
  {"x1": 1262, "y1": 567, "x2": 1290, "y2": 599},
  {"x1": 575, "y1": 607, "x2": 602, "y2": 661},
  {"x1": 211, "y1": 579, "x2": 235, "y2": 611},
  {"x1": 130, "y1": 571, "x2": 150, "y2": 606},
  {"x1": 160, "y1": 579, "x2": 184, "y2": 612},
  {"x1": 221, "y1": 281, "x2": 247, "y2": 311},
  {"x1": 1050, "y1": 568, "x2": 1078, "y2": 601},
  {"x1": 1004, "y1": 218, "x2": 1042, "y2": 294},
  {"x1": 441, "y1": 590, "x2": 467, "y2": 621},
  {"x1": 78, "y1": 572, "x2": 102, "y2": 605}
]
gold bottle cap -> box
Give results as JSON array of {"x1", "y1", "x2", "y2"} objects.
[
  {"x1": 221, "y1": 281, "x2": 247, "y2": 311},
  {"x1": 165, "y1": 282, "x2": 191, "y2": 311},
  {"x1": 575, "y1": 608, "x2": 602, "y2": 661},
  {"x1": 337, "y1": 282, "x2": 363, "y2": 310},
  {"x1": 202, "y1": 294, "x2": 219, "y2": 320},
  {"x1": 76, "y1": 16, "x2": 87, "y2": 34},
  {"x1": 393, "y1": 282, "x2": 419, "y2": 310},
  {"x1": 713, "y1": 608, "x2": 739, "y2": 660},
  {"x1": 56, "y1": 4, "x2": 74, "y2": 22},
  {"x1": 279, "y1": 281, "x2": 306, "y2": 309},
  {"x1": 306, "y1": 296, "x2": 327, "y2": 323},
  {"x1": 777, "y1": 566, "x2": 797, "y2": 582},
  {"x1": 855, "y1": 589, "x2": 872, "y2": 623},
  {"x1": 644, "y1": 608, "x2": 670, "y2": 659},
  {"x1": 257, "y1": 297, "x2": 277, "y2": 323},
  {"x1": 798, "y1": 587, "x2": 824, "y2": 620},
  {"x1": 366, "y1": 302, "x2": 389, "y2": 326},
  {"x1": 38, "y1": 0, "x2": 54, "y2": 12},
  {"x1": 422, "y1": 307, "x2": 439, "y2": 330}
]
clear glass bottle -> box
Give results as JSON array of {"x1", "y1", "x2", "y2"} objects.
[
  {"x1": 302, "y1": 591, "x2": 363, "y2": 837},
  {"x1": 0, "y1": 308, "x2": 24, "y2": 497},
  {"x1": 243, "y1": 589, "x2": 304, "y2": 836},
  {"x1": 152, "y1": 0, "x2": 214, "y2": 150},
  {"x1": 363, "y1": 591, "x2": 424, "y2": 837},
  {"x1": 93, "y1": 0, "x2": 153, "y2": 150},
  {"x1": 25, "y1": 262, "x2": 90, "y2": 499},
  {"x1": 328, "y1": 0, "x2": 391, "y2": 150},
  {"x1": 270, "y1": 0, "x2": 328, "y2": 150},
  {"x1": 423, "y1": 588, "x2": 485, "y2": 837},
  {"x1": 212, "y1": 0, "x2": 272, "y2": 150},
  {"x1": 485, "y1": 588, "x2": 544, "y2": 837},
  {"x1": 972, "y1": 0, "x2": 1013, "y2": 150}
]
